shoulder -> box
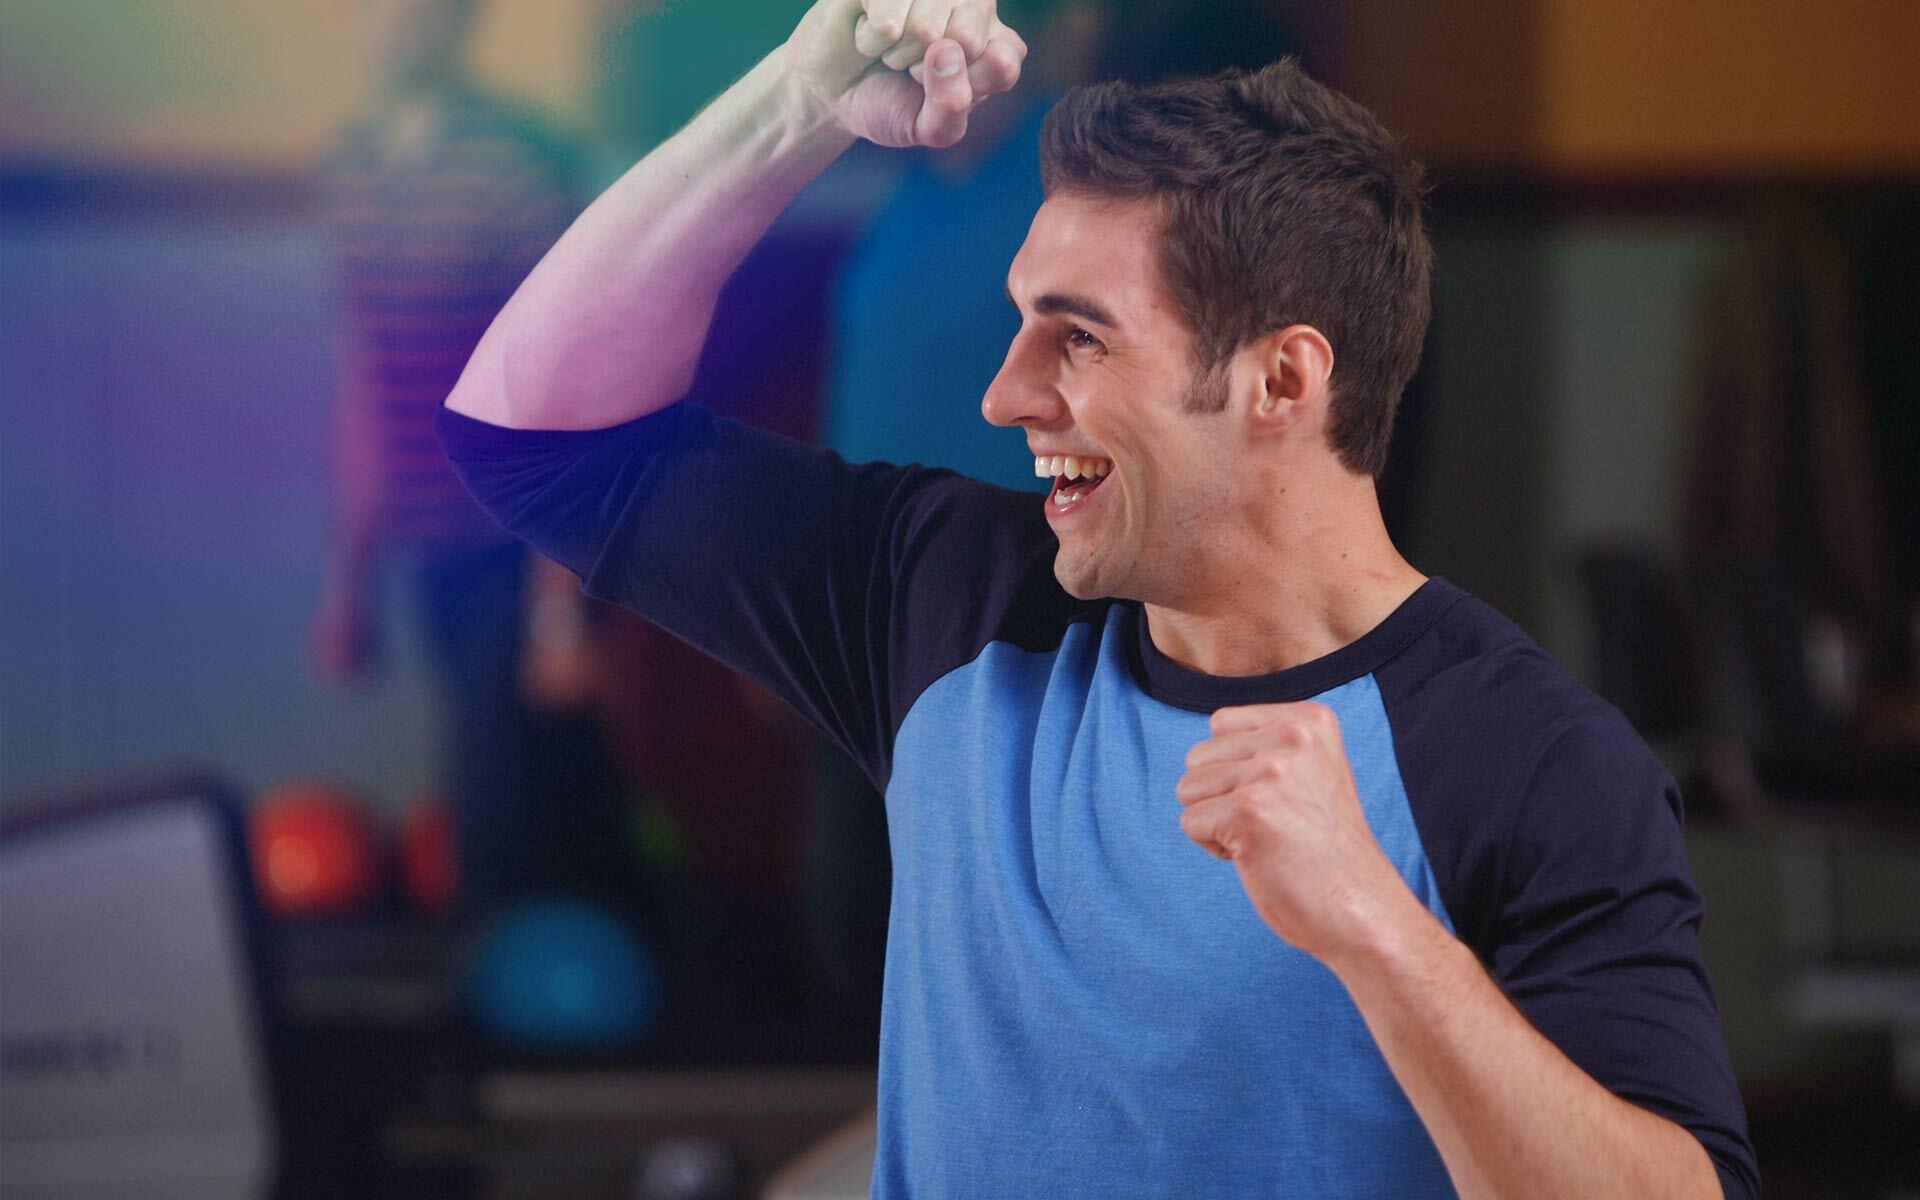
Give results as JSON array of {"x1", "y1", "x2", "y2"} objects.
[
  {"x1": 1380, "y1": 587, "x2": 1646, "y2": 778},
  {"x1": 1375, "y1": 586, "x2": 1675, "y2": 954}
]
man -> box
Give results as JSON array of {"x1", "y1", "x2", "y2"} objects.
[
  {"x1": 309, "y1": 0, "x2": 633, "y2": 908},
  {"x1": 435, "y1": 1, "x2": 1758, "y2": 1194}
]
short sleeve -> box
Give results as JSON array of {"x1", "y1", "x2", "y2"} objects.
[
  {"x1": 435, "y1": 400, "x2": 1060, "y2": 788},
  {"x1": 1492, "y1": 717, "x2": 1759, "y2": 1199},
  {"x1": 438, "y1": 401, "x2": 907, "y2": 778}
]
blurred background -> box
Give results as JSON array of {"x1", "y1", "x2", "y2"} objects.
[{"x1": 1, "y1": 1, "x2": 1916, "y2": 1197}]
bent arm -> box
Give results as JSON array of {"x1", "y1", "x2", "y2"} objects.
[
  {"x1": 446, "y1": 47, "x2": 855, "y2": 433},
  {"x1": 1330, "y1": 902, "x2": 1725, "y2": 1199},
  {"x1": 1324, "y1": 718, "x2": 1755, "y2": 1198}
]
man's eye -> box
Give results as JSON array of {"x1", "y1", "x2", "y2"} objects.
[{"x1": 1067, "y1": 328, "x2": 1103, "y2": 351}]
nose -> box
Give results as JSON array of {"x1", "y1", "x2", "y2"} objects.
[{"x1": 981, "y1": 332, "x2": 1068, "y2": 429}]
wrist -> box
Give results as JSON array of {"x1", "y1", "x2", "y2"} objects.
[
  {"x1": 1323, "y1": 884, "x2": 1458, "y2": 996},
  {"x1": 762, "y1": 44, "x2": 860, "y2": 157}
]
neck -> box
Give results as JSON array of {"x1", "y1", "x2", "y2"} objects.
[{"x1": 1142, "y1": 458, "x2": 1425, "y2": 678}]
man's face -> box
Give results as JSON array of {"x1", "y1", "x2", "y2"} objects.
[{"x1": 984, "y1": 192, "x2": 1240, "y2": 604}]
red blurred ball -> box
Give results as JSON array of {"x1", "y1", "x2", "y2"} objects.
[
  {"x1": 251, "y1": 779, "x2": 384, "y2": 917},
  {"x1": 399, "y1": 790, "x2": 460, "y2": 918}
]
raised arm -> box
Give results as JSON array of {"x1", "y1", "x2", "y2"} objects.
[{"x1": 444, "y1": 0, "x2": 1026, "y2": 432}]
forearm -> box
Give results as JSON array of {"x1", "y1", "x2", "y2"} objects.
[
  {"x1": 447, "y1": 46, "x2": 855, "y2": 432},
  {"x1": 1328, "y1": 898, "x2": 1720, "y2": 1200}
]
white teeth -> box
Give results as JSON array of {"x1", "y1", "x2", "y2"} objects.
[{"x1": 1032, "y1": 454, "x2": 1113, "y2": 479}]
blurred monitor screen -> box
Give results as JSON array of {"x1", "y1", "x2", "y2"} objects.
[{"x1": 0, "y1": 785, "x2": 276, "y2": 1200}]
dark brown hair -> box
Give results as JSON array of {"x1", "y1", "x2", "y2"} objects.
[{"x1": 1038, "y1": 58, "x2": 1433, "y2": 477}]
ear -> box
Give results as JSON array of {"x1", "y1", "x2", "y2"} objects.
[{"x1": 1244, "y1": 324, "x2": 1334, "y2": 437}]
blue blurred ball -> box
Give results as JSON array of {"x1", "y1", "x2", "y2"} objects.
[{"x1": 465, "y1": 897, "x2": 661, "y2": 1048}]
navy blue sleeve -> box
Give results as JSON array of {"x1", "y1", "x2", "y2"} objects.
[
  {"x1": 434, "y1": 400, "x2": 1066, "y2": 788},
  {"x1": 1378, "y1": 598, "x2": 1758, "y2": 1199},
  {"x1": 1494, "y1": 716, "x2": 1757, "y2": 1199}
]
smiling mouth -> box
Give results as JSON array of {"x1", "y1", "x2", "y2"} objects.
[
  {"x1": 1035, "y1": 455, "x2": 1112, "y2": 513},
  {"x1": 1052, "y1": 466, "x2": 1113, "y2": 506}
]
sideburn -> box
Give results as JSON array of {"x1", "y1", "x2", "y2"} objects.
[{"x1": 1180, "y1": 356, "x2": 1234, "y2": 415}]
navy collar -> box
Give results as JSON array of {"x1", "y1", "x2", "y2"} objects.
[{"x1": 1126, "y1": 577, "x2": 1466, "y2": 713}]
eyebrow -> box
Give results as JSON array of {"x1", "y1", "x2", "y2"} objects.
[{"x1": 1005, "y1": 282, "x2": 1122, "y2": 331}]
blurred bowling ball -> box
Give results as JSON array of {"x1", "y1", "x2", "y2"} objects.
[
  {"x1": 464, "y1": 896, "x2": 661, "y2": 1049},
  {"x1": 399, "y1": 790, "x2": 459, "y2": 918},
  {"x1": 250, "y1": 778, "x2": 384, "y2": 917}
]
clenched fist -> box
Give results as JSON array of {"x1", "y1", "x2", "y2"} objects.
[
  {"x1": 784, "y1": 0, "x2": 1027, "y2": 148},
  {"x1": 1177, "y1": 702, "x2": 1418, "y2": 965}
]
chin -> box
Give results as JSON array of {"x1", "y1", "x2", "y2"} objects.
[
  {"x1": 1057, "y1": 575, "x2": 1105, "y2": 601},
  {"x1": 1052, "y1": 553, "x2": 1114, "y2": 601}
]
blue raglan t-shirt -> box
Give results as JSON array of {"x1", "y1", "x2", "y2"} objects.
[{"x1": 435, "y1": 399, "x2": 1758, "y2": 1199}]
